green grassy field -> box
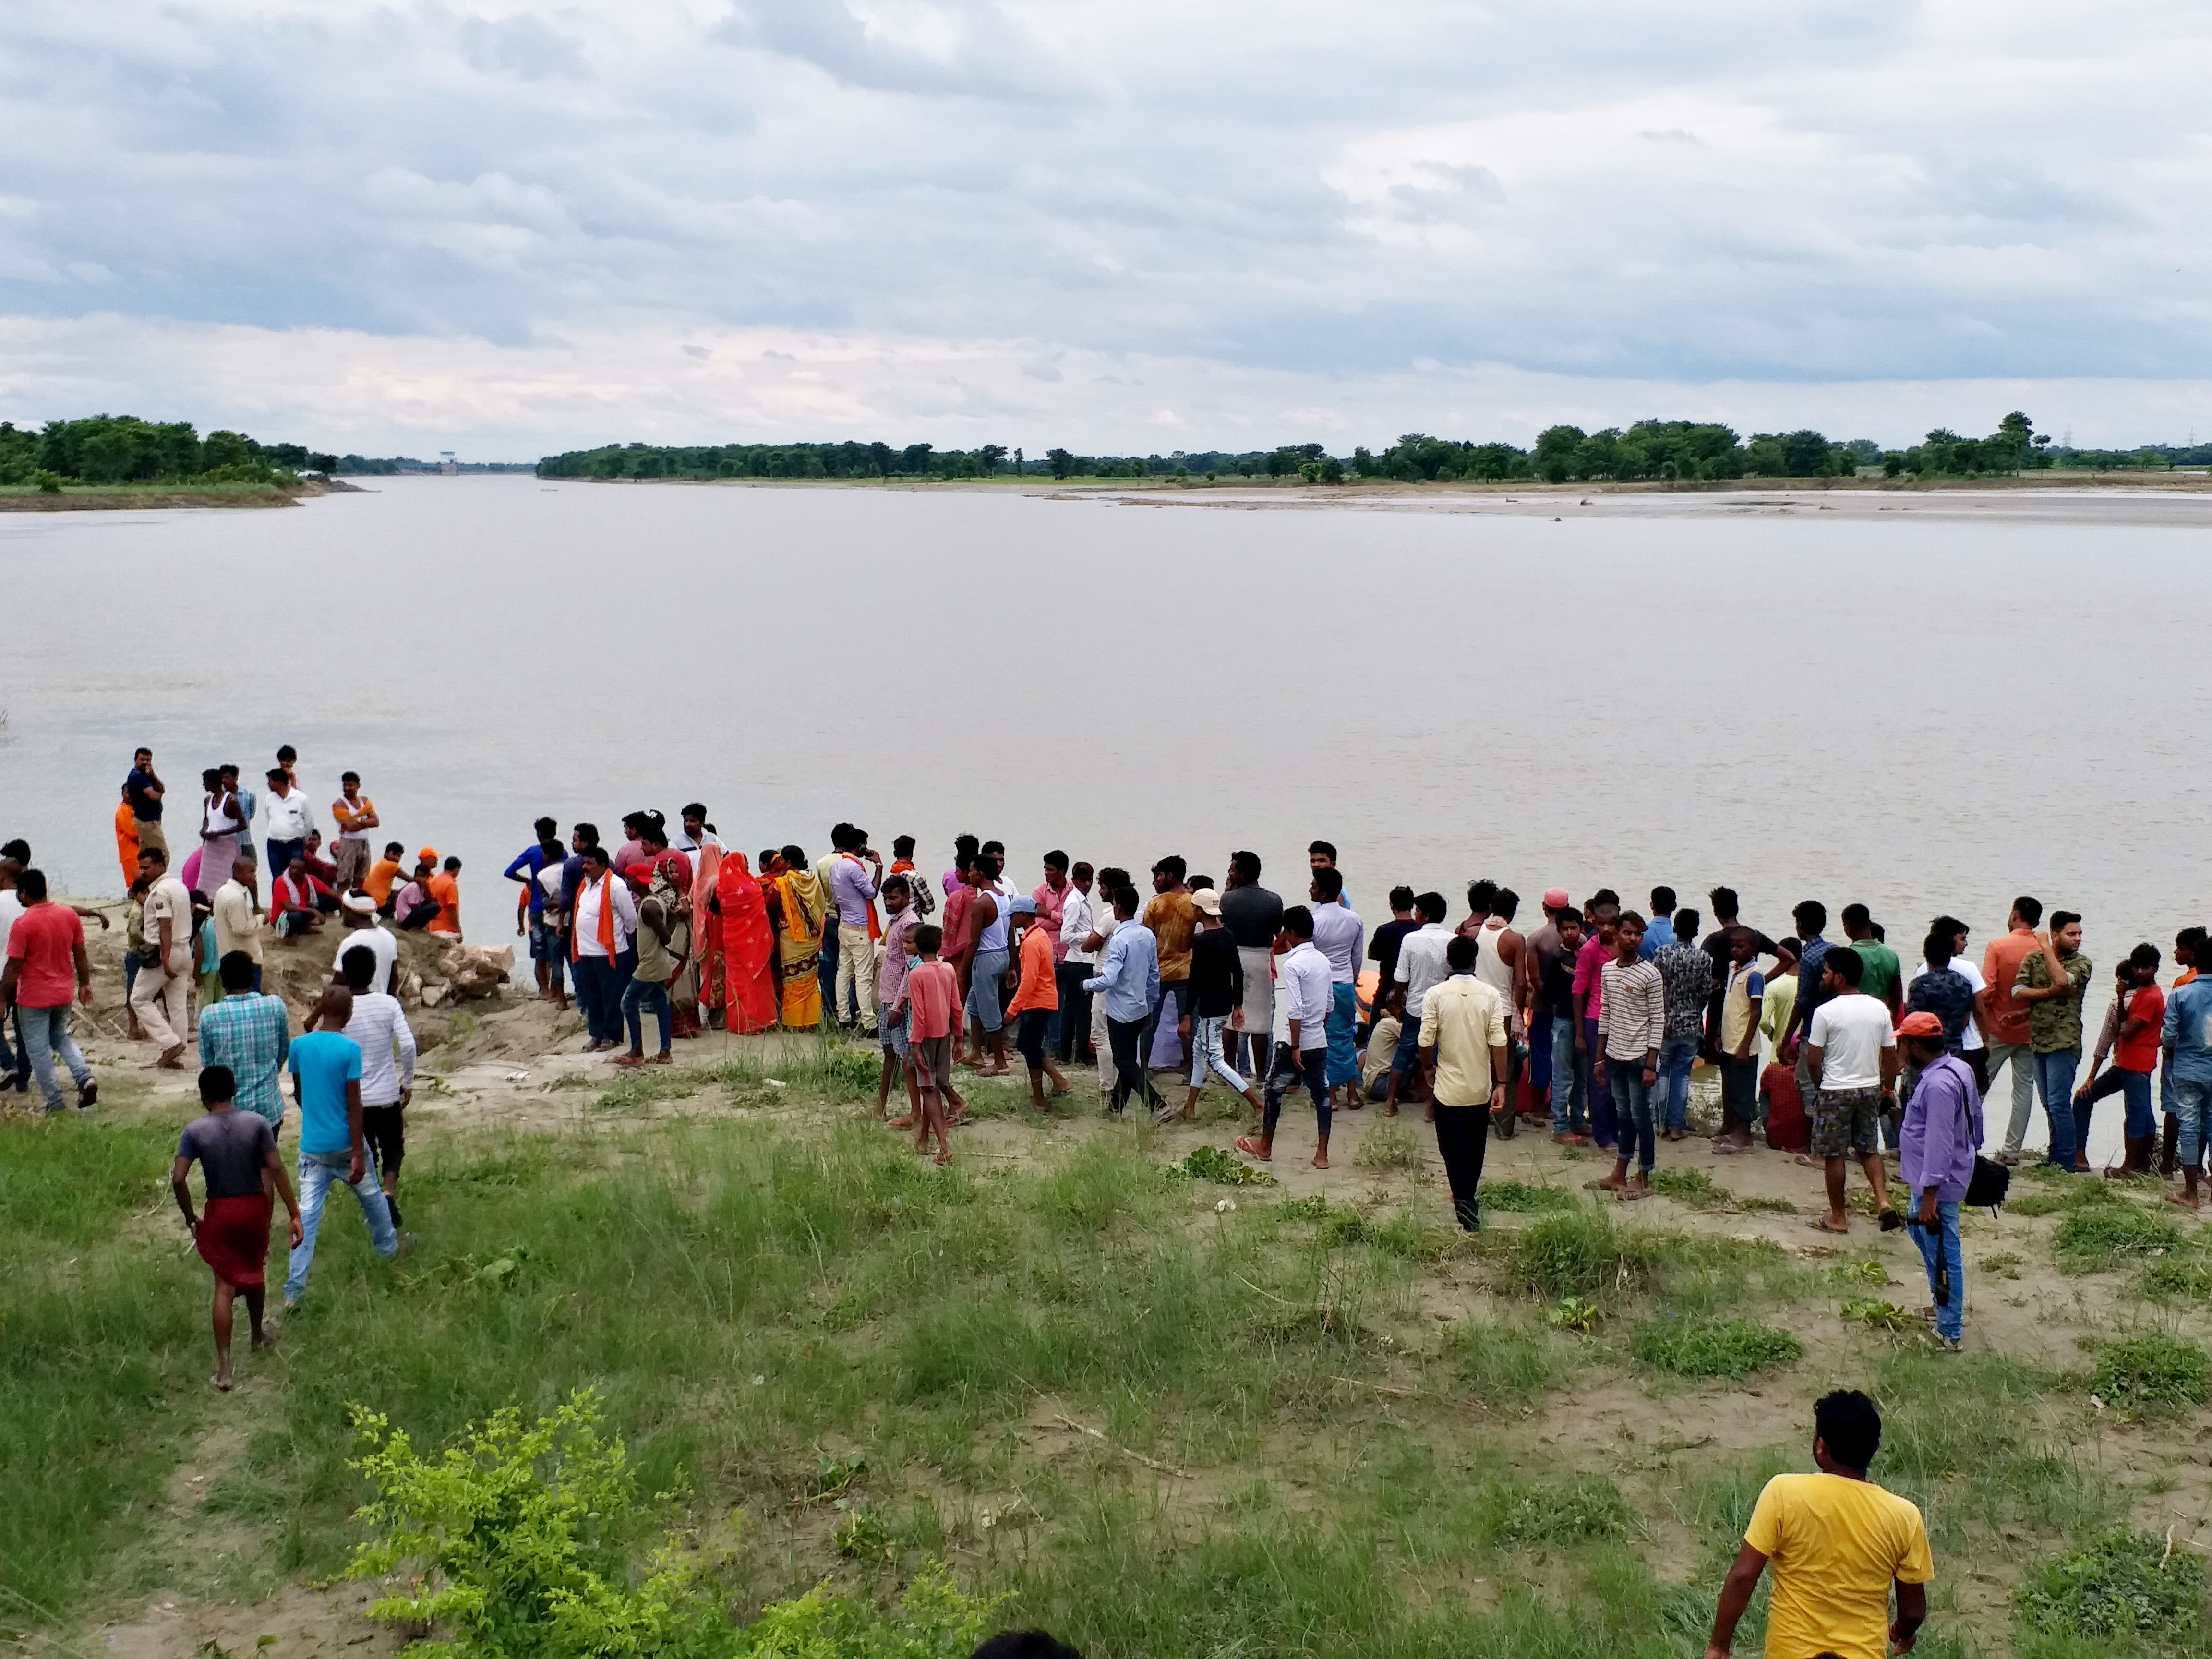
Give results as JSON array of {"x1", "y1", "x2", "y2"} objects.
[{"x1": 5, "y1": 1050, "x2": 2210, "y2": 1658}]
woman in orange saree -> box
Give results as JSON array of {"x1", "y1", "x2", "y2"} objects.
[
  {"x1": 769, "y1": 849, "x2": 827, "y2": 1031},
  {"x1": 713, "y1": 850, "x2": 778, "y2": 1035}
]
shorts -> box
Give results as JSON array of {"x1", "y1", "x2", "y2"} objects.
[
  {"x1": 967, "y1": 950, "x2": 1009, "y2": 1032},
  {"x1": 880, "y1": 1004, "x2": 911, "y2": 1059},
  {"x1": 1811, "y1": 1084, "x2": 1881, "y2": 1160},
  {"x1": 529, "y1": 915, "x2": 565, "y2": 962},
  {"x1": 914, "y1": 1035, "x2": 953, "y2": 1094},
  {"x1": 361, "y1": 1102, "x2": 406, "y2": 1178}
]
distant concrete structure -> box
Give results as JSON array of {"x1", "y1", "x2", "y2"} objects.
[{"x1": 438, "y1": 450, "x2": 458, "y2": 476}]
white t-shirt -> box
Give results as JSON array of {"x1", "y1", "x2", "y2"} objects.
[
  {"x1": 264, "y1": 791, "x2": 316, "y2": 840},
  {"x1": 1909, "y1": 957, "x2": 1987, "y2": 1050},
  {"x1": 343, "y1": 991, "x2": 417, "y2": 1107},
  {"x1": 1808, "y1": 992, "x2": 1896, "y2": 1090},
  {"x1": 573, "y1": 876, "x2": 635, "y2": 957},
  {"x1": 335, "y1": 924, "x2": 399, "y2": 996}
]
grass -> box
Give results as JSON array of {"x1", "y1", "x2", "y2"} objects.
[
  {"x1": 2015, "y1": 1528, "x2": 2206, "y2": 1642},
  {"x1": 2053, "y1": 1204, "x2": 2185, "y2": 1273},
  {"x1": 2092, "y1": 1333, "x2": 2212, "y2": 1415},
  {"x1": 1353, "y1": 1116, "x2": 1424, "y2": 1171},
  {"x1": 1629, "y1": 1317, "x2": 1803, "y2": 1379},
  {"x1": 1840, "y1": 1298, "x2": 1922, "y2": 1333},
  {"x1": 4, "y1": 1064, "x2": 2204, "y2": 1659}
]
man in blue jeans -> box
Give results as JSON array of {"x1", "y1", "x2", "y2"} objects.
[
  {"x1": 283, "y1": 985, "x2": 407, "y2": 1306},
  {"x1": 1595, "y1": 911, "x2": 1663, "y2": 1196},
  {"x1": 2163, "y1": 965, "x2": 2212, "y2": 1212},
  {"x1": 1897, "y1": 1012, "x2": 1977, "y2": 1350},
  {"x1": 1535, "y1": 904, "x2": 1587, "y2": 1141},
  {"x1": 1652, "y1": 905, "x2": 1711, "y2": 1139}
]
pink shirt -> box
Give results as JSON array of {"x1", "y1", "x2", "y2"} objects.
[
  {"x1": 1572, "y1": 935, "x2": 1611, "y2": 1020},
  {"x1": 878, "y1": 908, "x2": 920, "y2": 1010},
  {"x1": 905, "y1": 959, "x2": 960, "y2": 1041},
  {"x1": 1033, "y1": 880, "x2": 1069, "y2": 962}
]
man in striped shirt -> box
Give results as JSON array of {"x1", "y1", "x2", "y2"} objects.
[{"x1": 1596, "y1": 910, "x2": 1664, "y2": 1198}]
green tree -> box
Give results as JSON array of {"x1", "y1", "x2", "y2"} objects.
[
  {"x1": 1781, "y1": 430, "x2": 1831, "y2": 476},
  {"x1": 1533, "y1": 425, "x2": 1584, "y2": 482},
  {"x1": 1046, "y1": 447, "x2": 1074, "y2": 479},
  {"x1": 978, "y1": 444, "x2": 1007, "y2": 475}
]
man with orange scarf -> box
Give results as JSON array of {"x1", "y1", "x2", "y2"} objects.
[
  {"x1": 710, "y1": 851, "x2": 777, "y2": 1034},
  {"x1": 569, "y1": 844, "x2": 637, "y2": 1054}
]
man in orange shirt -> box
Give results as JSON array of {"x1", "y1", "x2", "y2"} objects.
[
  {"x1": 1005, "y1": 896, "x2": 1071, "y2": 1110},
  {"x1": 115, "y1": 788, "x2": 141, "y2": 889},
  {"x1": 1983, "y1": 897, "x2": 2044, "y2": 1165},
  {"x1": 426, "y1": 857, "x2": 463, "y2": 938}
]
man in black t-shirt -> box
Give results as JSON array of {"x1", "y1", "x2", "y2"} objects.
[
  {"x1": 1179, "y1": 889, "x2": 1267, "y2": 1119},
  {"x1": 1220, "y1": 851, "x2": 1283, "y2": 1077}
]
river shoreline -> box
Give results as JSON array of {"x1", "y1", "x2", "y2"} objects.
[{"x1": 0, "y1": 476, "x2": 364, "y2": 512}]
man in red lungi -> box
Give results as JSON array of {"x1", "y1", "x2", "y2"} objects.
[{"x1": 170, "y1": 1065, "x2": 303, "y2": 1390}]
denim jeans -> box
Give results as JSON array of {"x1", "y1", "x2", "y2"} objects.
[
  {"x1": 1549, "y1": 1014, "x2": 1587, "y2": 1135},
  {"x1": 1656, "y1": 1036, "x2": 1696, "y2": 1132},
  {"x1": 1586, "y1": 1018, "x2": 1617, "y2": 1148},
  {"x1": 1987, "y1": 1040, "x2": 2039, "y2": 1154},
  {"x1": 1263, "y1": 1046, "x2": 1332, "y2": 1142},
  {"x1": 621, "y1": 976, "x2": 673, "y2": 1055},
  {"x1": 1607, "y1": 1060, "x2": 1656, "y2": 1170},
  {"x1": 2033, "y1": 1049, "x2": 2080, "y2": 1168},
  {"x1": 1187, "y1": 1013, "x2": 1248, "y2": 1092},
  {"x1": 17, "y1": 1003, "x2": 90, "y2": 1111},
  {"x1": 2076, "y1": 1064, "x2": 2155, "y2": 1151},
  {"x1": 1909, "y1": 1199, "x2": 1964, "y2": 1343},
  {"x1": 284, "y1": 1149, "x2": 398, "y2": 1302},
  {"x1": 2172, "y1": 1073, "x2": 2212, "y2": 1168},
  {"x1": 267, "y1": 838, "x2": 306, "y2": 882},
  {"x1": 818, "y1": 924, "x2": 842, "y2": 1022}
]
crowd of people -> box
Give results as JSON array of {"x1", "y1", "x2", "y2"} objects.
[
  {"x1": 9, "y1": 746, "x2": 2212, "y2": 1384},
  {"x1": 12, "y1": 754, "x2": 2097, "y2": 1656}
]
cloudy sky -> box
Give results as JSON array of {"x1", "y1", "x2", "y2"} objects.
[{"x1": 4, "y1": 0, "x2": 2210, "y2": 457}]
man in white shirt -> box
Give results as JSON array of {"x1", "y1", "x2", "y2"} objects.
[
  {"x1": 338, "y1": 943, "x2": 418, "y2": 1227},
  {"x1": 1306, "y1": 867, "x2": 1365, "y2": 1108},
  {"x1": 1236, "y1": 906, "x2": 1337, "y2": 1169},
  {"x1": 1384, "y1": 892, "x2": 1454, "y2": 1112},
  {"x1": 1806, "y1": 946, "x2": 1901, "y2": 1234},
  {"x1": 570, "y1": 844, "x2": 637, "y2": 1053},
  {"x1": 131, "y1": 844, "x2": 196, "y2": 1066},
  {"x1": 334, "y1": 892, "x2": 399, "y2": 995},
  {"x1": 212, "y1": 857, "x2": 264, "y2": 993},
  {"x1": 263, "y1": 769, "x2": 318, "y2": 878},
  {"x1": 1056, "y1": 861, "x2": 1098, "y2": 1066}
]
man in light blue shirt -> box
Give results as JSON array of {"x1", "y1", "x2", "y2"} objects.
[
  {"x1": 283, "y1": 985, "x2": 404, "y2": 1306},
  {"x1": 1638, "y1": 887, "x2": 1677, "y2": 962},
  {"x1": 1083, "y1": 884, "x2": 1161, "y2": 1116},
  {"x1": 2162, "y1": 971, "x2": 2212, "y2": 1211}
]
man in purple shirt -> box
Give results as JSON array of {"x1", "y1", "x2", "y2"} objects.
[
  {"x1": 827, "y1": 829, "x2": 882, "y2": 1036},
  {"x1": 1897, "y1": 1010, "x2": 1981, "y2": 1351}
]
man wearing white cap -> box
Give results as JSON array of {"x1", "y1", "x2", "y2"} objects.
[
  {"x1": 1180, "y1": 886, "x2": 1266, "y2": 1120},
  {"x1": 334, "y1": 889, "x2": 399, "y2": 996}
]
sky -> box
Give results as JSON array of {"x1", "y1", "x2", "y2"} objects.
[{"x1": 3, "y1": 0, "x2": 2211, "y2": 459}]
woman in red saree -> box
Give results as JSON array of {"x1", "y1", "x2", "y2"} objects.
[
  {"x1": 713, "y1": 851, "x2": 778, "y2": 1035},
  {"x1": 691, "y1": 842, "x2": 726, "y2": 1028}
]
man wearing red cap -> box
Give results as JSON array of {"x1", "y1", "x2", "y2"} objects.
[{"x1": 1896, "y1": 1010, "x2": 1978, "y2": 1350}]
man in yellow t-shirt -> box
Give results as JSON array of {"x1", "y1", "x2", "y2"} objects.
[{"x1": 1706, "y1": 1390, "x2": 1933, "y2": 1659}]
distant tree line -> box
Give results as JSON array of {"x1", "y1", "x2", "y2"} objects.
[
  {"x1": 542, "y1": 412, "x2": 2212, "y2": 486},
  {"x1": 0, "y1": 415, "x2": 341, "y2": 488}
]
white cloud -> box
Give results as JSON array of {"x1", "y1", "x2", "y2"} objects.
[{"x1": 0, "y1": 0, "x2": 2209, "y2": 450}]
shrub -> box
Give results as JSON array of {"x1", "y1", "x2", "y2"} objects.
[
  {"x1": 1482, "y1": 1181, "x2": 1576, "y2": 1213},
  {"x1": 1506, "y1": 1209, "x2": 1652, "y2": 1299},
  {"x1": 2092, "y1": 1332, "x2": 2212, "y2": 1414},
  {"x1": 1170, "y1": 1145, "x2": 1277, "y2": 1186},
  {"x1": 31, "y1": 469, "x2": 61, "y2": 493},
  {"x1": 1648, "y1": 1167, "x2": 1725, "y2": 1210},
  {"x1": 2054, "y1": 1204, "x2": 2183, "y2": 1272},
  {"x1": 2016, "y1": 1528, "x2": 2205, "y2": 1639},
  {"x1": 1479, "y1": 1476, "x2": 1632, "y2": 1544},
  {"x1": 1353, "y1": 1117, "x2": 1422, "y2": 1171},
  {"x1": 2140, "y1": 1255, "x2": 2212, "y2": 1301},
  {"x1": 1839, "y1": 1298, "x2": 1919, "y2": 1333},
  {"x1": 1630, "y1": 1317, "x2": 1802, "y2": 1379}
]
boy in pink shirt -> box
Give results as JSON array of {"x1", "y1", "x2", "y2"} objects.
[{"x1": 896, "y1": 924, "x2": 960, "y2": 1164}]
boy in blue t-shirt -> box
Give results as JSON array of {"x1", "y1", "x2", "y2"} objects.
[
  {"x1": 2163, "y1": 967, "x2": 2212, "y2": 1212},
  {"x1": 282, "y1": 986, "x2": 405, "y2": 1306}
]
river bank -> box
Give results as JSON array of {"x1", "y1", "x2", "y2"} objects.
[
  {"x1": 0, "y1": 477, "x2": 364, "y2": 512},
  {"x1": 8, "y1": 895, "x2": 2210, "y2": 1659}
]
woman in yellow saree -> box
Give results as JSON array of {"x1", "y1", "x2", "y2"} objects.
[{"x1": 767, "y1": 844, "x2": 827, "y2": 1030}]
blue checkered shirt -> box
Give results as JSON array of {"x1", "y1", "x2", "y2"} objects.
[{"x1": 197, "y1": 992, "x2": 293, "y2": 1126}]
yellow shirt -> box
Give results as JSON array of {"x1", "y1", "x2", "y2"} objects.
[
  {"x1": 1415, "y1": 974, "x2": 1508, "y2": 1107},
  {"x1": 1745, "y1": 1472, "x2": 1933, "y2": 1659}
]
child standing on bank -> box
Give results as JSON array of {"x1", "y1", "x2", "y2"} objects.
[{"x1": 898, "y1": 925, "x2": 960, "y2": 1165}]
